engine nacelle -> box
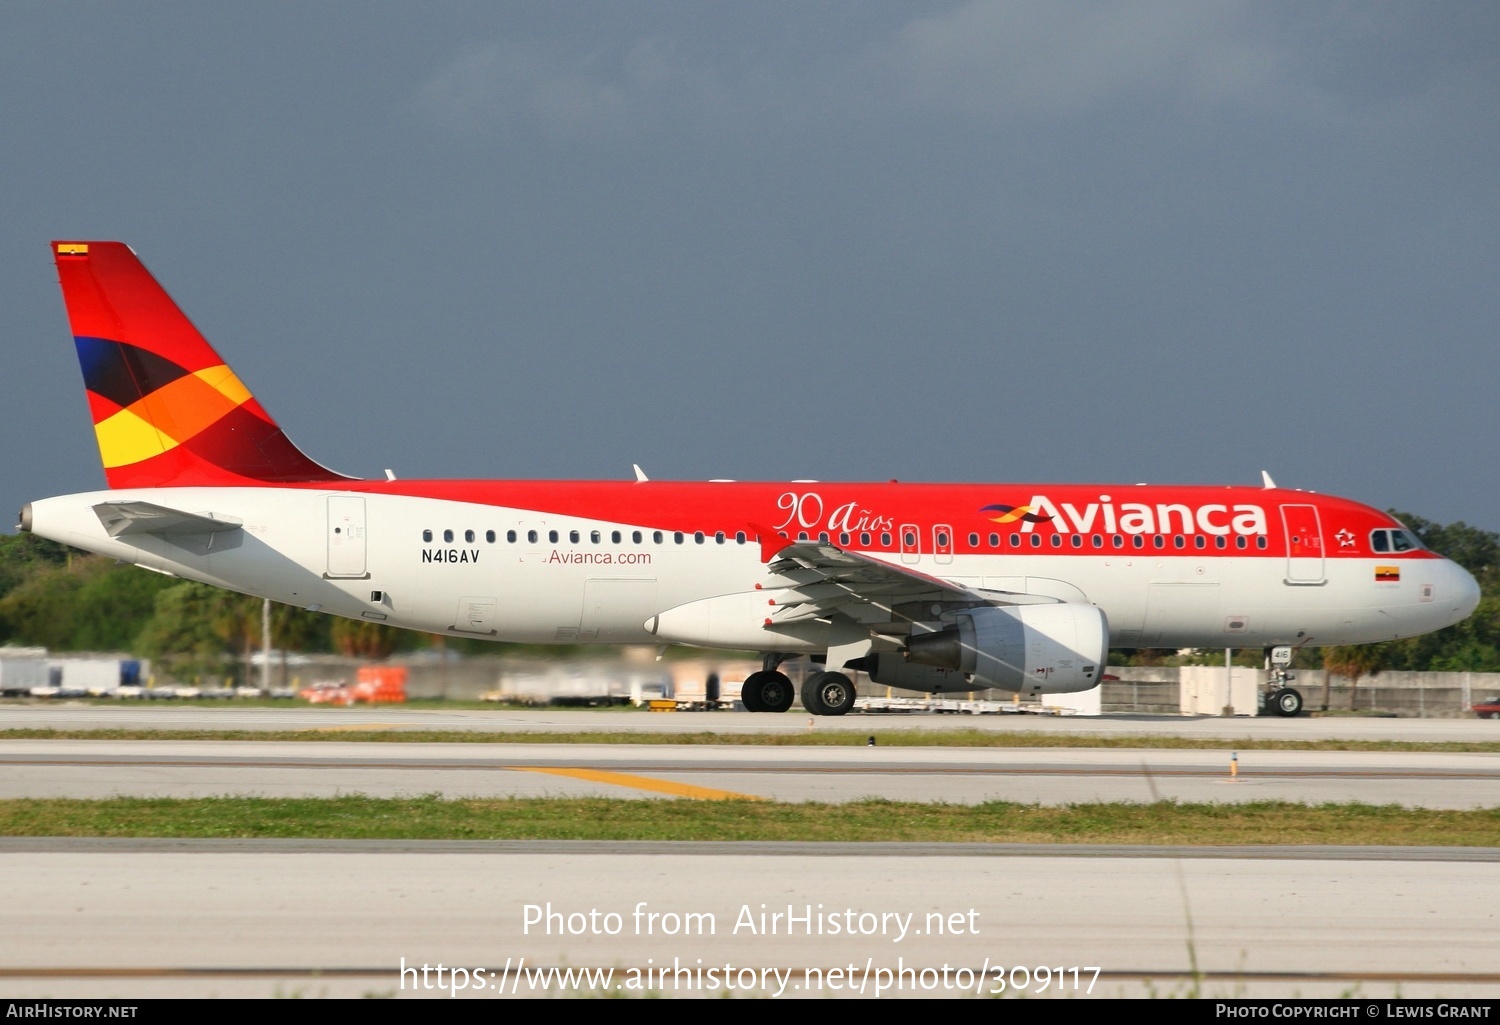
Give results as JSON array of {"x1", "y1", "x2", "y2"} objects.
[{"x1": 904, "y1": 603, "x2": 1108, "y2": 694}]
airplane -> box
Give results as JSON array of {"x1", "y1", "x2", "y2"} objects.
[{"x1": 18, "y1": 241, "x2": 1482, "y2": 718}]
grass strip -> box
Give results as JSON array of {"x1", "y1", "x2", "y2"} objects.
[
  {"x1": 1, "y1": 796, "x2": 1496, "y2": 845},
  {"x1": 3, "y1": 727, "x2": 1499, "y2": 753}
]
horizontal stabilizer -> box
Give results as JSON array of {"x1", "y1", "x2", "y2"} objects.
[{"x1": 93, "y1": 501, "x2": 243, "y2": 538}]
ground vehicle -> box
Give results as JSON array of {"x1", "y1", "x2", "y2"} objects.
[{"x1": 1472, "y1": 697, "x2": 1500, "y2": 719}]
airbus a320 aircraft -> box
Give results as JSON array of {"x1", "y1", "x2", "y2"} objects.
[{"x1": 19, "y1": 242, "x2": 1481, "y2": 717}]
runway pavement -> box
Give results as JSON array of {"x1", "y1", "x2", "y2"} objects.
[
  {"x1": 5, "y1": 702, "x2": 1500, "y2": 741},
  {"x1": 2, "y1": 738, "x2": 1499, "y2": 806},
  {"x1": 2, "y1": 706, "x2": 1496, "y2": 999},
  {"x1": 1, "y1": 839, "x2": 1497, "y2": 999}
]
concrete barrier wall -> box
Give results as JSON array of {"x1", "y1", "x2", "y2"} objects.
[{"x1": 1102, "y1": 666, "x2": 1497, "y2": 717}]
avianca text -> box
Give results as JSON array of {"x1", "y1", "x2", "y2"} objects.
[{"x1": 1019, "y1": 494, "x2": 1268, "y2": 535}]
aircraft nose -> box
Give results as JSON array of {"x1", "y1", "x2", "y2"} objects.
[{"x1": 1449, "y1": 560, "x2": 1482, "y2": 622}]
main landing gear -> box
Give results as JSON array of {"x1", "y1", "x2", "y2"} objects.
[
  {"x1": 740, "y1": 670, "x2": 794, "y2": 713},
  {"x1": 740, "y1": 656, "x2": 857, "y2": 716},
  {"x1": 801, "y1": 671, "x2": 856, "y2": 716}
]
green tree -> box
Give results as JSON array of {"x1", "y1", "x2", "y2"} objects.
[
  {"x1": 134, "y1": 582, "x2": 263, "y2": 684},
  {"x1": 329, "y1": 617, "x2": 407, "y2": 659},
  {"x1": 0, "y1": 555, "x2": 177, "y2": 651},
  {"x1": 1321, "y1": 643, "x2": 1387, "y2": 711}
]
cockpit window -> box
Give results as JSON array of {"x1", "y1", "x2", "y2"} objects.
[{"x1": 1371, "y1": 528, "x2": 1424, "y2": 553}]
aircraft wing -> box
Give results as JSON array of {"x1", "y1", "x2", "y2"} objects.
[
  {"x1": 93, "y1": 501, "x2": 243, "y2": 538},
  {"x1": 757, "y1": 531, "x2": 1059, "y2": 635}
]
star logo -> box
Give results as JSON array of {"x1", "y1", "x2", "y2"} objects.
[{"x1": 1335, "y1": 529, "x2": 1356, "y2": 549}]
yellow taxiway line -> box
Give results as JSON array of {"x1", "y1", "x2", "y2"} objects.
[{"x1": 511, "y1": 766, "x2": 763, "y2": 801}]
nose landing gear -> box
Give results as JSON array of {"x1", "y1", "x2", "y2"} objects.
[{"x1": 1264, "y1": 684, "x2": 1304, "y2": 717}]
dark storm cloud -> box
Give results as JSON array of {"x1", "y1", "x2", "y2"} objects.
[{"x1": 2, "y1": 1, "x2": 1497, "y2": 529}]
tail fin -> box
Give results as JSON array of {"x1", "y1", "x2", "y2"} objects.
[{"x1": 52, "y1": 241, "x2": 356, "y2": 489}]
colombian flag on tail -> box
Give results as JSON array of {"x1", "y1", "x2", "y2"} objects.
[{"x1": 52, "y1": 241, "x2": 355, "y2": 489}]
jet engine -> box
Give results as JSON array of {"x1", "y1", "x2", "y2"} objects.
[{"x1": 901, "y1": 603, "x2": 1108, "y2": 695}]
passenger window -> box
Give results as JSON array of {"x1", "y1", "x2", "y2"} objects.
[
  {"x1": 653, "y1": 531, "x2": 663, "y2": 543},
  {"x1": 632, "y1": 531, "x2": 642, "y2": 543},
  {"x1": 968, "y1": 533, "x2": 979, "y2": 547},
  {"x1": 1235, "y1": 536, "x2": 1247, "y2": 549},
  {"x1": 840, "y1": 532, "x2": 850, "y2": 545},
  {"x1": 486, "y1": 530, "x2": 496, "y2": 543},
  {"x1": 1030, "y1": 535, "x2": 1042, "y2": 549},
  {"x1": 1092, "y1": 535, "x2": 1104, "y2": 549},
  {"x1": 989, "y1": 533, "x2": 1000, "y2": 547},
  {"x1": 1010, "y1": 534, "x2": 1021, "y2": 547},
  {"x1": 1132, "y1": 536, "x2": 1144, "y2": 549},
  {"x1": 611, "y1": 531, "x2": 621, "y2": 543},
  {"x1": 736, "y1": 531, "x2": 746, "y2": 544},
  {"x1": 569, "y1": 530, "x2": 580, "y2": 543},
  {"x1": 422, "y1": 529, "x2": 432, "y2": 543},
  {"x1": 591, "y1": 531, "x2": 601, "y2": 544},
  {"x1": 548, "y1": 530, "x2": 559, "y2": 543},
  {"x1": 1071, "y1": 535, "x2": 1083, "y2": 548},
  {"x1": 1215, "y1": 536, "x2": 1226, "y2": 549},
  {"x1": 1173, "y1": 535, "x2": 1185, "y2": 549},
  {"x1": 715, "y1": 531, "x2": 726, "y2": 544},
  {"x1": 1152, "y1": 536, "x2": 1164, "y2": 549},
  {"x1": 903, "y1": 531, "x2": 916, "y2": 546},
  {"x1": 506, "y1": 530, "x2": 516, "y2": 543},
  {"x1": 880, "y1": 532, "x2": 891, "y2": 546},
  {"x1": 818, "y1": 531, "x2": 829, "y2": 543},
  {"x1": 860, "y1": 532, "x2": 871, "y2": 546},
  {"x1": 1113, "y1": 535, "x2": 1124, "y2": 549},
  {"x1": 1256, "y1": 536, "x2": 1268, "y2": 550},
  {"x1": 937, "y1": 531, "x2": 949, "y2": 547},
  {"x1": 798, "y1": 531, "x2": 809, "y2": 541},
  {"x1": 465, "y1": 529, "x2": 475, "y2": 543},
  {"x1": 528, "y1": 530, "x2": 538, "y2": 543},
  {"x1": 1050, "y1": 535, "x2": 1062, "y2": 548},
  {"x1": 674, "y1": 532, "x2": 684, "y2": 544},
  {"x1": 443, "y1": 529, "x2": 454, "y2": 543},
  {"x1": 694, "y1": 531, "x2": 705, "y2": 544}
]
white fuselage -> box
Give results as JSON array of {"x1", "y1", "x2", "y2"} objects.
[{"x1": 26, "y1": 486, "x2": 1479, "y2": 653}]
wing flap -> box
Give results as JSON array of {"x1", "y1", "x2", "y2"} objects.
[{"x1": 757, "y1": 536, "x2": 1062, "y2": 634}]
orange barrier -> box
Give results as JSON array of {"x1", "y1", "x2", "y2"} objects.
[{"x1": 352, "y1": 666, "x2": 407, "y2": 704}]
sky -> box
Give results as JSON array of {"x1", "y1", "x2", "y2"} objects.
[{"x1": 3, "y1": 2, "x2": 1498, "y2": 530}]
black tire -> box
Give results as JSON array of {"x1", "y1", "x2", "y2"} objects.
[
  {"x1": 800, "y1": 672, "x2": 830, "y2": 715},
  {"x1": 1273, "y1": 687, "x2": 1303, "y2": 717},
  {"x1": 1487, "y1": 711, "x2": 1500, "y2": 720},
  {"x1": 758, "y1": 671, "x2": 794, "y2": 713},
  {"x1": 812, "y1": 671, "x2": 856, "y2": 716},
  {"x1": 739, "y1": 672, "x2": 767, "y2": 712}
]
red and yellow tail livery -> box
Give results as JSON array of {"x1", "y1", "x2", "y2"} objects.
[{"x1": 52, "y1": 241, "x2": 353, "y2": 489}]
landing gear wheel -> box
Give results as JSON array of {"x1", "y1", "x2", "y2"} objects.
[
  {"x1": 1271, "y1": 687, "x2": 1303, "y2": 717},
  {"x1": 801, "y1": 672, "x2": 829, "y2": 715},
  {"x1": 739, "y1": 674, "x2": 765, "y2": 712},
  {"x1": 743, "y1": 670, "x2": 793, "y2": 713},
  {"x1": 802, "y1": 671, "x2": 856, "y2": 716}
]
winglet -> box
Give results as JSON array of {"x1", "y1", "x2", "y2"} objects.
[
  {"x1": 52, "y1": 241, "x2": 356, "y2": 488},
  {"x1": 632, "y1": 464, "x2": 649, "y2": 482},
  {"x1": 749, "y1": 522, "x2": 795, "y2": 563},
  {"x1": 1261, "y1": 470, "x2": 1277, "y2": 489}
]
